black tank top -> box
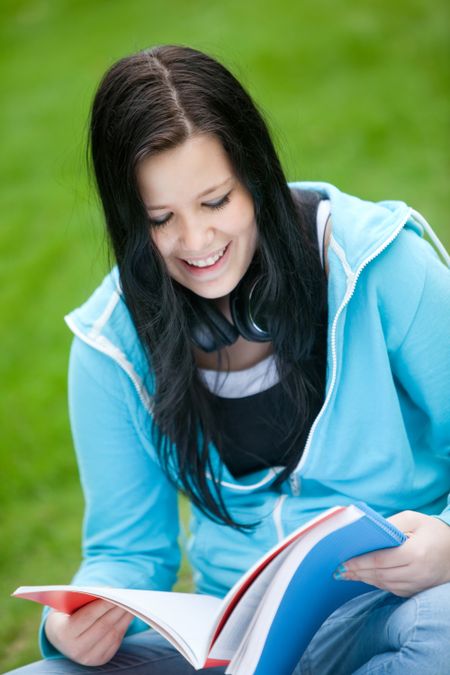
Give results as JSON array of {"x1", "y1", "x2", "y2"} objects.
[{"x1": 199, "y1": 192, "x2": 329, "y2": 478}]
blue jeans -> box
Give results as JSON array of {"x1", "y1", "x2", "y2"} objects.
[{"x1": 7, "y1": 583, "x2": 450, "y2": 675}]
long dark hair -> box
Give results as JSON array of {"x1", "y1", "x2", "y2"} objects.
[{"x1": 88, "y1": 45, "x2": 327, "y2": 528}]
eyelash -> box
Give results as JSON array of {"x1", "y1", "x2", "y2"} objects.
[{"x1": 148, "y1": 192, "x2": 231, "y2": 228}]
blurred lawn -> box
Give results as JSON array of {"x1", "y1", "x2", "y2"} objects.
[{"x1": 0, "y1": 0, "x2": 448, "y2": 670}]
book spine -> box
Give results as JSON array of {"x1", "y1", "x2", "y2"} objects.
[
  {"x1": 204, "y1": 658, "x2": 230, "y2": 668},
  {"x1": 354, "y1": 502, "x2": 407, "y2": 544}
]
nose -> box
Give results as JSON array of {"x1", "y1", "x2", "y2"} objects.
[{"x1": 178, "y1": 215, "x2": 214, "y2": 253}]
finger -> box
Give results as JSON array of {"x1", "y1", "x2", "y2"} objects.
[
  {"x1": 344, "y1": 564, "x2": 410, "y2": 586},
  {"x1": 343, "y1": 543, "x2": 412, "y2": 572},
  {"x1": 114, "y1": 608, "x2": 135, "y2": 635},
  {"x1": 390, "y1": 584, "x2": 422, "y2": 598},
  {"x1": 74, "y1": 627, "x2": 120, "y2": 667},
  {"x1": 79, "y1": 609, "x2": 134, "y2": 666},
  {"x1": 70, "y1": 599, "x2": 123, "y2": 636},
  {"x1": 78, "y1": 604, "x2": 131, "y2": 642},
  {"x1": 367, "y1": 579, "x2": 418, "y2": 598}
]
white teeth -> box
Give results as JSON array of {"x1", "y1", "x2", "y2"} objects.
[{"x1": 185, "y1": 245, "x2": 227, "y2": 268}]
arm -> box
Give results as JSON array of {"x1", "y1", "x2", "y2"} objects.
[
  {"x1": 40, "y1": 336, "x2": 181, "y2": 657},
  {"x1": 339, "y1": 226, "x2": 450, "y2": 595},
  {"x1": 385, "y1": 228, "x2": 450, "y2": 526}
]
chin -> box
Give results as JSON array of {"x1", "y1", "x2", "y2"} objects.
[
  {"x1": 189, "y1": 285, "x2": 232, "y2": 300},
  {"x1": 174, "y1": 272, "x2": 241, "y2": 301}
]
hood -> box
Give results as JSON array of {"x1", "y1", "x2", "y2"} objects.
[{"x1": 292, "y1": 180, "x2": 420, "y2": 272}]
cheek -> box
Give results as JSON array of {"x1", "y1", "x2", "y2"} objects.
[
  {"x1": 228, "y1": 197, "x2": 256, "y2": 237},
  {"x1": 150, "y1": 229, "x2": 172, "y2": 259}
]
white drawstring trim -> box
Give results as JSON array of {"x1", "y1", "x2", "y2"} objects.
[{"x1": 410, "y1": 208, "x2": 450, "y2": 267}]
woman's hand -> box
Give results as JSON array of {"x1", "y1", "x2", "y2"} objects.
[
  {"x1": 335, "y1": 510, "x2": 450, "y2": 597},
  {"x1": 44, "y1": 599, "x2": 134, "y2": 666}
]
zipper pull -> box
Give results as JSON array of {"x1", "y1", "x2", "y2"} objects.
[{"x1": 289, "y1": 473, "x2": 300, "y2": 496}]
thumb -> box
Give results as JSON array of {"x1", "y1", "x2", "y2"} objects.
[{"x1": 387, "y1": 510, "x2": 423, "y2": 535}]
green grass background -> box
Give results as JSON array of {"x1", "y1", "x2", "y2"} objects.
[{"x1": 1, "y1": 0, "x2": 448, "y2": 670}]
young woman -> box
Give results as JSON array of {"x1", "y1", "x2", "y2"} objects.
[{"x1": 10, "y1": 45, "x2": 450, "y2": 674}]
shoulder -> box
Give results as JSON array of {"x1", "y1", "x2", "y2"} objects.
[
  {"x1": 361, "y1": 226, "x2": 450, "y2": 352},
  {"x1": 370, "y1": 223, "x2": 447, "y2": 294},
  {"x1": 65, "y1": 267, "x2": 142, "y2": 363},
  {"x1": 65, "y1": 267, "x2": 155, "y2": 409},
  {"x1": 69, "y1": 334, "x2": 131, "y2": 401}
]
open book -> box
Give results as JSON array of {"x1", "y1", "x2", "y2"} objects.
[{"x1": 13, "y1": 502, "x2": 405, "y2": 675}]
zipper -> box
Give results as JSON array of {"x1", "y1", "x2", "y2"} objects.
[
  {"x1": 272, "y1": 494, "x2": 287, "y2": 541},
  {"x1": 67, "y1": 206, "x2": 443, "y2": 496},
  {"x1": 294, "y1": 208, "x2": 413, "y2": 475}
]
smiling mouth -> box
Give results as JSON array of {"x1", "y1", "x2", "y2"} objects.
[{"x1": 182, "y1": 243, "x2": 230, "y2": 268}]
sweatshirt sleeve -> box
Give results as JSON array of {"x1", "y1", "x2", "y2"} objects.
[
  {"x1": 39, "y1": 336, "x2": 181, "y2": 658},
  {"x1": 384, "y1": 228, "x2": 450, "y2": 526}
]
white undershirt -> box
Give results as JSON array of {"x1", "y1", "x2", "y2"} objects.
[{"x1": 199, "y1": 199, "x2": 331, "y2": 398}]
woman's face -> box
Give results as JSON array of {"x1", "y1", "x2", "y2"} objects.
[{"x1": 136, "y1": 134, "x2": 258, "y2": 300}]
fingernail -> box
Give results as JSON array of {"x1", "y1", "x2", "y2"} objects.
[{"x1": 333, "y1": 564, "x2": 348, "y2": 580}]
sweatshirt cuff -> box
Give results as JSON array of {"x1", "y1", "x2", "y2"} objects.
[{"x1": 39, "y1": 607, "x2": 61, "y2": 659}]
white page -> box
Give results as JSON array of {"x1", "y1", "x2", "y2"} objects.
[
  {"x1": 95, "y1": 588, "x2": 223, "y2": 667},
  {"x1": 228, "y1": 506, "x2": 362, "y2": 675},
  {"x1": 209, "y1": 540, "x2": 297, "y2": 660},
  {"x1": 207, "y1": 506, "x2": 344, "y2": 649},
  {"x1": 226, "y1": 597, "x2": 266, "y2": 674},
  {"x1": 15, "y1": 507, "x2": 346, "y2": 669},
  {"x1": 14, "y1": 586, "x2": 222, "y2": 669}
]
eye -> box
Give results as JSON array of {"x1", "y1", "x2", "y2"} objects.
[
  {"x1": 148, "y1": 214, "x2": 172, "y2": 228},
  {"x1": 147, "y1": 191, "x2": 231, "y2": 227},
  {"x1": 207, "y1": 192, "x2": 231, "y2": 212}
]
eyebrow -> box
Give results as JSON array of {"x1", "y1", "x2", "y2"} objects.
[{"x1": 146, "y1": 177, "x2": 233, "y2": 210}]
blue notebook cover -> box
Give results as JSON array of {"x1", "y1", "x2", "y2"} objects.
[{"x1": 252, "y1": 502, "x2": 406, "y2": 675}]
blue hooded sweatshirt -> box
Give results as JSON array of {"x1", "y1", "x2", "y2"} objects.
[{"x1": 39, "y1": 181, "x2": 450, "y2": 657}]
